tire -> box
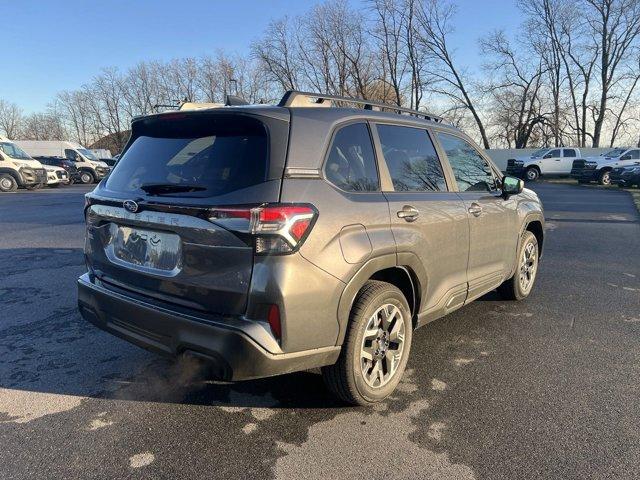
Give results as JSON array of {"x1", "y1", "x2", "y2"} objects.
[
  {"x1": 322, "y1": 280, "x2": 413, "y2": 405},
  {"x1": 79, "y1": 171, "x2": 95, "y2": 184},
  {"x1": 525, "y1": 167, "x2": 540, "y2": 182},
  {"x1": 598, "y1": 170, "x2": 611, "y2": 186},
  {"x1": 0, "y1": 174, "x2": 18, "y2": 193},
  {"x1": 498, "y1": 230, "x2": 539, "y2": 301}
]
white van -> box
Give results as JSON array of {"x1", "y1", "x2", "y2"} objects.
[
  {"x1": 14, "y1": 140, "x2": 111, "y2": 184},
  {"x1": 0, "y1": 136, "x2": 48, "y2": 192}
]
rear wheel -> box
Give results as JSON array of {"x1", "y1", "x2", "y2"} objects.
[
  {"x1": 598, "y1": 170, "x2": 611, "y2": 186},
  {"x1": 525, "y1": 167, "x2": 540, "y2": 182},
  {"x1": 0, "y1": 174, "x2": 18, "y2": 193},
  {"x1": 498, "y1": 231, "x2": 539, "y2": 301},
  {"x1": 322, "y1": 280, "x2": 412, "y2": 405},
  {"x1": 79, "y1": 171, "x2": 95, "y2": 184}
]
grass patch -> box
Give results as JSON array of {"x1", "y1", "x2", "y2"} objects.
[{"x1": 542, "y1": 178, "x2": 578, "y2": 185}]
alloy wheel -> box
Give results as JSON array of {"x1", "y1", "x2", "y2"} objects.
[
  {"x1": 360, "y1": 303, "x2": 406, "y2": 388},
  {"x1": 519, "y1": 240, "x2": 538, "y2": 294}
]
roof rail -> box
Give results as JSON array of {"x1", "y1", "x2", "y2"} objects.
[{"x1": 278, "y1": 90, "x2": 446, "y2": 123}]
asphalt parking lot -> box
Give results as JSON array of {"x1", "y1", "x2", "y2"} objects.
[{"x1": 1, "y1": 182, "x2": 639, "y2": 480}]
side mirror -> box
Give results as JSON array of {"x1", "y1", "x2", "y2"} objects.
[
  {"x1": 543, "y1": 153, "x2": 553, "y2": 159},
  {"x1": 502, "y1": 175, "x2": 524, "y2": 197}
]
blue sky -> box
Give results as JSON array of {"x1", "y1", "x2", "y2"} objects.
[{"x1": 2, "y1": 0, "x2": 521, "y2": 113}]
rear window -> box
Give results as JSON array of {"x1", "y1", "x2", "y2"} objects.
[{"x1": 106, "y1": 114, "x2": 268, "y2": 197}]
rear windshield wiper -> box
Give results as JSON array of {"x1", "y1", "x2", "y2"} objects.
[{"x1": 140, "y1": 183, "x2": 207, "y2": 195}]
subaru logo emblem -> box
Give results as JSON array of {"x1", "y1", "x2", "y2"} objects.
[{"x1": 123, "y1": 200, "x2": 139, "y2": 213}]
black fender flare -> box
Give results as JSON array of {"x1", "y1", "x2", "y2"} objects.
[
  {"x1": 0, "y1": 168, "x2": 23, "y2": 186},
  {"x1": 335, "y1": 252, "x2": 428, "y2": 345}
]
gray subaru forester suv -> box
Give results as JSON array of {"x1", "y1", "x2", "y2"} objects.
[{"x1": 78, "y1": 91, "x2": 544, "y2": 405}]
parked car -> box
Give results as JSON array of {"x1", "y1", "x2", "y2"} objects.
[
  {"x1": 0, "y1": 136, "x2": 47, "y2": 192},
  {"x1": 43, "y1": 164, "x2": 69, "y2": 187},
  {"x1": 36, "y1": 156, "x2": 81, "y2": 184},
  {"x1": 611, "y1": 164, "x2": 640, "y2": 188},
  {"x1": 570, "y1": 147, "x2": 640, "y2": 185},
  {"x1": 77, "y1": 91, "x2": 544, "y2": 405},
  {"x1": 14, "y1": 140, "x2": 111, "y2": 184},
  {"x1": 506, "y1": 147, "x2": 581, "y2": 181}
]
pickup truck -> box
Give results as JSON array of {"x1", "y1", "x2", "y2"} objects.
[
  {"x1": 506, "y1": 147, "x2": 581, "y2": 181},
  {"x1": 570, "y1": 148, "x2": 640, "y2": 185}
]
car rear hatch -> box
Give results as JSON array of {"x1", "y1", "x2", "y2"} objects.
[{"x1": 84, "y1": 108, "x2": 290, "y2": 315}]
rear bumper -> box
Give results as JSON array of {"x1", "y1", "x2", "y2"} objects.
[{"x1": 77, "y1": 273, "x2": 340, "y2": 380}]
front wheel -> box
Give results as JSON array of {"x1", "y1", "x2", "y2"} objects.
[
  {"x1": 598, "y1": 170, "x2": 611, "y2": 186},
  {"x1": 498, "y1": 230, "x2": 539, "y2": 301},
  {"x1": 79, "y1": 171, "x2": 95, "y2": 184},
  {"x1": 525, "y1": 167, "x2": 540, "y2": 182},
  {"x1": 322, "y1": 280, "x2": 412, "y2": 405},
  {"x1": 0, "y1": 174, "x2": 18, "y2": 193}
]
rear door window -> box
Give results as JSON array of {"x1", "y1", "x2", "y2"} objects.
[
  {"x1": 563, "y1": 149, "x2": 577, "y2": 158},
  {"x1": 106, "y1": 115, "x2": 269, "y2": 198},
  {"x1": 324, "y1": 123, "x2": 379, "y2": 192},
  {"x1": 436, "y1": 133, "x2": 497, "y2": 192},
  {"x1": 376, "y1": 124, "x2": 447, "y2": 192}
]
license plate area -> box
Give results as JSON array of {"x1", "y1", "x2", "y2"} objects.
[{"x1": 105, "y1": 223, "x2": 182, "y2": 277}]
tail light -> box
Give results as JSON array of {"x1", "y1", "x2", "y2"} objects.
[{"x1": 209, "y1": 204, "x2": 317, "y2": 255}]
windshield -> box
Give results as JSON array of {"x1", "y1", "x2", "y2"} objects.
[
  {"x1": 78, "y1": 148, "x2": 99, "y2": 161},
  {"x1": 531, "y1": 148, "x2": 550, "y2": 158},
  {"x1": 602, "y1": 148, "x2": 626, "y2": 157},
  {"x1": 0, "y1": 142, "x2": 33, "y2": 160},
  {"x1": 105, "y1": 114, "x2": 268, "y2": 198}
]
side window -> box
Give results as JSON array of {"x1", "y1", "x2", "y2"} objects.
[
  {"x1": 65, "y1": 149, "x2": 79, "y2": 162},
  {"x1": 546, "y1": 149, "x2": 561, "y2": 158},
  {"x1": 436, "y1": 133, "x2": 497, "y2": 193},
  {"x1": 629, "y1": 150, "x2": 640, "y2": 160},
  {"x1": 324, "y1": 123, "x2": 379, "y2": 192},
  {"x1": 564, "y1": 149, "x2": 577, "y2": 158},
  {"x1": 376, "y1": 124, "x2": 447, "y2": 192}
]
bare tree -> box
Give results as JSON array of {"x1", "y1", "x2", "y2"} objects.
[
  {"x1": 370, "y1": 0, "x2": 408, "y2": 105},
  {"x1": 413, "y1": 0, "x2": 491, "y2": 148},
  {"x1": 0, "y1": 100, "x2": 23, "y2": 139},
  {"x1": 252, "y1": 17, "x2": 300, "y2": 91},
  {"x1": 482, "y1": 31, "x2": 548, "y2": 148},
  {"x1": 586, "y1": 0, "x2": 640, "y2": 146},
  {"x1": 20, "y1": 112, "x2": 66, "y2": 140}
]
